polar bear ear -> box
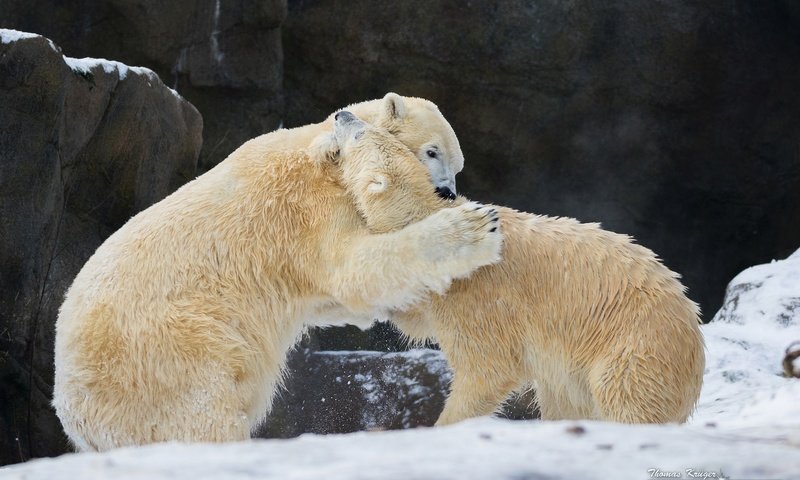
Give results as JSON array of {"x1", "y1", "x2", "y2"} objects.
[
  {"x1": 382, "y1": 92, "x2": 407, "y2": 121},
  {"x1": 366, "y1": 173, "x2": 389, "y2": 194}
]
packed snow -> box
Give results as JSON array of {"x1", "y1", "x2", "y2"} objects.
[
  {"x1": 2, "y1": 251, "x2": 799, "y2": 479},
  {"x1": 2, "y1": 418, "x2": 798, "y2": 480}
]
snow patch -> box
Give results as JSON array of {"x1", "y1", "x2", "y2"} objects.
[
  {"x1": 0, "y1": 29, "x2": 39, "y2": 44},
  {"x1": 0, "y1": 29, "x2": 59, "y2": 51},
  {"x1": 210, "y1": 0, "x2": 224, "y2": 64},
  {"x1": 64, "y1": 56, "x2": 156, "y2": 82},
  {"x1": 3, "y1": 419, "x2": 798, "y2": 480},
  {"x1": 64, "y1": 56, "x2": 184, "y2": 99},
  {"x1": 691, "y1": 248, "x2": 800, "y2": 428}
]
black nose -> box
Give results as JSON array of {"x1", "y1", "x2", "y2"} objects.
[{"x1": 435, "y1": 186, "x2": 456, "y2": 200}]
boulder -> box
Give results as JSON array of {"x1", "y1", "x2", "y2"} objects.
[
  {"x1": 0, "y1": 30, "x2": 202, "y2": 465},
  {"x1": 256, "y1": 349, "x2": 538, "y2": 439},
  {"x1": 282, "y1": 0, "x2": 800, "y2": 322},
  {"x1": 1, "y1": 0, "x2": 287, "y2": 171}
]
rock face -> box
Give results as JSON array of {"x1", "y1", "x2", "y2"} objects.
[
  {"x1": 0, "y1": 31, "x2": 202, "y2": 465},
  {"x1": 282, "y1": 0, "x2": 800, "y2": 319},
  {"x1": 1, "y1": 0, "x2": 286, "y2": 171}
]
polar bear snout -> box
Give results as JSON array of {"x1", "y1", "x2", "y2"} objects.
[{"x1": 435, "y1": 186, "x2": 456, "y2": 200}]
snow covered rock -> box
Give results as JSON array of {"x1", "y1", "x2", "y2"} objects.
[
  {"x1": 1, "y1": 1, "x2": 285, "y2": 171},
  {"x1": 0, "y1": 29, "x2": 202, "y2": 465},
  {"x1": 256, "y1": 349, "x2": 537, "y2": 439},
  {"x1": 693, "y1": 248, "x2": 800, "y2": 429},
  {"x1": 712, "y1": 248, "x2": 800, "y2": 328}
]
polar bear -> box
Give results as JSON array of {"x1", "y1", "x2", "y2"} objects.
[
  {"x1": 334, "y1": 113, "x2": 705, "y2": 424},
  {"x1": 52, "y1": 108, "x2": 500, "y2": 451}
]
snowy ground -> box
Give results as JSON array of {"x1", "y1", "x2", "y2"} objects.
[
  {"x1": 3, "y1": 252, "x2": 799, "y2": 480},
  {"x1": 2, "y1": 418, "x2": 798, "y2": 480}
]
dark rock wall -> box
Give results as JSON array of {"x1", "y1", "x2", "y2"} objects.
[
  {"x1": 0, "y1": 34, "x2": 202, "y2": 464},
  {"x1": 258, "y1": 349, "x2": 453, "y2": 438}
]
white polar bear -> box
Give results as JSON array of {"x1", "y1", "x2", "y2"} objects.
[{"x1": 52, "y1": 101, "x2": 499, "y2": 451}]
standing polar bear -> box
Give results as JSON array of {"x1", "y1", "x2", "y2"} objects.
[
  {"x1": 52, "y1": 98, "x2": 499, "y2": 451},
  {"x1": 406, "y1": 212, "x2": 706, "y2": 425},
  {"x1": 334, "y1": 114, "x2": 705, "y2": 424}
]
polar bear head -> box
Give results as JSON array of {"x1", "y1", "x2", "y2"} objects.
[
  {"x1": 323, "y1": 110, "x2": 453, "y2": 234},
  {"x1": 336, "y1": 93, "x2": 463, "y2": 201}
]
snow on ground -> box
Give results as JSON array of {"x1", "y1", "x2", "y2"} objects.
[
  {"x1": 2, "y1": 251, "x2": 799, "y2": 480},
  {"x1": 2, "y1": 418, "x2": 798, "y2": 480}
]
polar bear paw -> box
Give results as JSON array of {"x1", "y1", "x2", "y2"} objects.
[{"x1": 424, "y1": 201, "x2": 503, "y2": 276}]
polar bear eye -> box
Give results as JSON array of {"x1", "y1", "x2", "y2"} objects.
[{"x1": 426, "y1": 149, "x2": 437, "y2": 159}]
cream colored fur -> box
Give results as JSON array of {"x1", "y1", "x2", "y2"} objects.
[
  {"x1": 349, "y1": 134, "x2": 705, "y2": 424},
  {"x1": 404, "y1": 208, "x2": 705, "y2": 425},
  {"x1": 403, "y1": 210, "x2": 705, "y2": 425},
  {"x1": 52, "y1": 97, "x2": 498, "y2": 451}
]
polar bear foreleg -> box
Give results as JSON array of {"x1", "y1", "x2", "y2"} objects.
[{"x1": 328, "y1": 202, "x2": 502, "y2": 314}]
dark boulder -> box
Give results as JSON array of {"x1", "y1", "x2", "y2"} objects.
[
  {"x1": 0, "y1": 31, "x2": 202, "y2": 464},
  {"x1": 1, "y1": 0, "x2": 287, "y2": 171},
  {"x1": 256, "y1": 349, "x2": 537, "y2": 439}
]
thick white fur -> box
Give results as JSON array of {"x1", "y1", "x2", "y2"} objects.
[
  {"x1": 349, "y1": 152, "x2": 705, "y2": 424},
  {"x1": 52, "y1": 96, "x2": 496, "y2": 451}
]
